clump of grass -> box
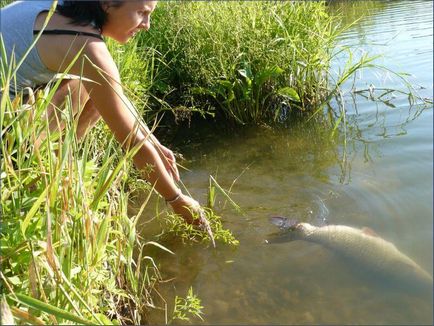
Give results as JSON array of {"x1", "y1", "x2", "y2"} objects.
[
  {"x1": 162, "y1": 175, "x2": 240, "y2": 247},
  {"x1": 135, "y1": 1, "x2": 342, "y2": 125},
  {"x1": 172, "y1": 287, "x2": 204, "y2": 323},
  {"x1": 0, "y1": 31, "x2": 162, "y2": 324},
  {"x1": 0, "y1": 84, "x2": 160, "y2": 324},
  {"x1": 164, "y1": 208, "x2": 239, "y2": 247},
  {"x1": 121, "y1": 1, "x2": 429, "y2": 132}
]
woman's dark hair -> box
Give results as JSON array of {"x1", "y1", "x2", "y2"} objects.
[{"x1": 57, "y1": 1, "x2": 122, "y2": 31}]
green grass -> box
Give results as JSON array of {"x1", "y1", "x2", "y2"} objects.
[
  {"x1": 0, "y1": 76, "x2": 161, "y2": 324},
  {"x1": 111, "y1": 0, "x2": 428, "y2": 131},
  {"x1": 0, "y1": 76, "x2": 237, "y2": 322},
  {"x1": 130, "y1": 1, "x2": 343, "y2": 125}
]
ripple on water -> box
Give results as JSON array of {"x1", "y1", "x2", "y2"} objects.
[{"x1": 142, "y1": 1, "x2": 433, "y2": 324}]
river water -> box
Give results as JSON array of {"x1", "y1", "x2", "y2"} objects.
[{"x1": 137, "y1": 1, "x2": 433, "y2": 324}]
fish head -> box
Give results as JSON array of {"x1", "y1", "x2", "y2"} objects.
[
  {"x1": 269, "y1": 216, "x2": 299, "y2": 231},
  {"x1": 266, "y1": 217, "x2": 301, "y2": 244}
]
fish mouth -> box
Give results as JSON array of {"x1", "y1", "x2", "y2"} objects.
[{"x1": 266, "y1": 217, "x2": 301, "y2": 244}]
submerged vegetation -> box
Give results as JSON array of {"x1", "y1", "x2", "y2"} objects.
[{"x1": 1, "y1": 0, "x2": 430, "y2": 325}]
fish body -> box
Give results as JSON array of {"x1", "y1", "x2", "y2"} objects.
[
  {"x1": 269, "y1": 219, "x2": 433, "y2": 291},
  {"x1": 298, "y1": 223, "x2": 432, "y2": 284}
]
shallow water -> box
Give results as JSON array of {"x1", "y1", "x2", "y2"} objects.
[{"x1": 137, "y1": 1, "x2": 433, "y2": 324}]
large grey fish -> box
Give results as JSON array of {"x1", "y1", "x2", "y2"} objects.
[{"x1": 269, "y1": 217, "x2": 433, "y2": 291}]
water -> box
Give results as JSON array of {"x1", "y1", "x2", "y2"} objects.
[{"x1": 137, "y1": 1, "x2": 433, "y2": 324}]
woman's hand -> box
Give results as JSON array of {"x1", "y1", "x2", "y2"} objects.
[
  {"x1": 157, "y1": 144, "x2": 180, "y2": 182},
  {"x1": 168, "y1": 193, "x2": 201, "y2": 224},
  {"x1": 168, "y1": 193, "x2": 216, "y2": 247}
]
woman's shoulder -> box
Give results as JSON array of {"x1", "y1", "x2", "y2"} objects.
[{"x1": 37, "y1": 31, "x2": 114, "y2": 74}]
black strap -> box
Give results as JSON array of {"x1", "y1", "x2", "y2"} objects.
[{"x1": 33, "y1": 29, "x2": 103, "y2": 41}]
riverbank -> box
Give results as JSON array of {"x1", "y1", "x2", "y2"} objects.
[{"x1": 113, "y1": 1, "x2": 353, "y2": 128}]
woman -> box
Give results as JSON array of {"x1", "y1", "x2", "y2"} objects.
[{"x1": 1, "y1": 1, "x2": 211, "y2": 230}]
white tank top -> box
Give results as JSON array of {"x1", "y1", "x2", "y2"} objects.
[{"x1": 1, "y1": 1, "x2": 59, "y2": 96}]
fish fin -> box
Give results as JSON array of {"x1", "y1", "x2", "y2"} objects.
[{"x1": 361, "y1": 227, "x2": 379, "y2": 237}]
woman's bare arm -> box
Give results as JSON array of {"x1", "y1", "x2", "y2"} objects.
[{"x1": 71, "y1": 42, "x2": 181, "y2": 200}]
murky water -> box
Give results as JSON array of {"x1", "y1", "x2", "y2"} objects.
[{"x1": 136, "y1": 1, "x2": 433, "y2": 324}]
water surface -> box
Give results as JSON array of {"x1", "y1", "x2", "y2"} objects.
[{"x1": 137, "y1": 1, "x2": 433, "y2": 324}]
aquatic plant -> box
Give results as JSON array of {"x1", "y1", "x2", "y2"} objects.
[
  {"x1": 162, "y1": 175, "x2": 240, "y2": 247},
  {"x1": 172, "y1": 287, "x2": 204, "y2": 323},
  {"x1": 134, "y1": 1, "x2": 341, "y2": 125},
  {"x1": 164, "y1": 208, "x2": 239, "y2": 247}
]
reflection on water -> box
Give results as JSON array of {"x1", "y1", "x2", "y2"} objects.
[{"x1": 138, "y1": 1, "x2": 433, "y2": 324}]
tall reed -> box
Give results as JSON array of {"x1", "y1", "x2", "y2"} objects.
[
  {"x1": 123, "y1": 1, "x2": 428, "y2": 131},
  {"x1": 134, "y1": 1, "x2": 342, "y2": 125},
  {"x1": 0, "y1": 33, "x2": 161, "y2": 325}
]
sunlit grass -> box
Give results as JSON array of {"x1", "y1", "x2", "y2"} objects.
[
  {"x1": 115, "y1": 1, "x2": 429, "y2": 130},
  {"x1": 134, "y1": 1, "x2": 344, "y2": 125},
  {"x1": 0, "y1": 18, "x2": 163, "y2": 322},
  {"x1": 0, "y1": 79, "x2": 161, "y2": 324}
]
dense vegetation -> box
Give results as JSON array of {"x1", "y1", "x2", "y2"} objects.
[{"x1": 115, "y1": 1, "x2": 345, "y2": 127}]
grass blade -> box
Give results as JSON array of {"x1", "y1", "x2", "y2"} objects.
[{"x1": 9, "y1": 293, "x2": 94, "y2": 325}]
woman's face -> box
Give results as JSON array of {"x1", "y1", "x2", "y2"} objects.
[{"x1": 102, "y1": 1, "x2": 157, "y2": 44}]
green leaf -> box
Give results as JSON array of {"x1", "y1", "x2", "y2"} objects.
[
  {"x1": 237, "y1": 69, "x2": 248, "y2": 79},
  {"x1": 237, "y1": 69, "x2": 252, "y2": 84},
  {"x1": 93, "y1": 313, "x2": 115, "y2": 325},
  {"x1": 9, "y1": 293, "x2": 94, "y2": 325},
  {"x1": 21, "y1": 186, "x2": 48, "y2": 236},
  {"x1": 93, "y1": 217, "x2": 111, "y2": 265},
  {"x1": 7, "y1": 275, "x2": 21, "y2": 286},
  {"x1": 144, "y1": 241, "x2": 175, "y2": 255},
  {"x1": 255, "y1": 66, "x2": 284, "y2": 87},
  {"x1": 278, "y1": 87, "x2": 301, "y2": 102},
  {"x1": 191, "y1": 87, "x2": 216, "y2": 98},
  {"x1": 216, "y1": 80, "x2": 233, "y2": 90}
]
